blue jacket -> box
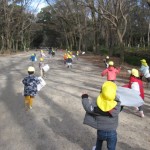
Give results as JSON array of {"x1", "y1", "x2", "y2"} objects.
[{"x1": 30, "y1": 55, "x2": 36, "y2": 62}]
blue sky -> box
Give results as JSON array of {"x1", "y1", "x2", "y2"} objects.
[{"x1": 30, "y1": 0, "x2": 48, "y2": 12}]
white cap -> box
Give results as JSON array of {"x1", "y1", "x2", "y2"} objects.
[{"x1": 28, "y1": 66, "x2": 35, "y2": 72}]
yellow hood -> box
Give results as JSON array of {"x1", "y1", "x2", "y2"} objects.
[{"x1": 97, "y1": 81, "x2": 117, "y2": 112}]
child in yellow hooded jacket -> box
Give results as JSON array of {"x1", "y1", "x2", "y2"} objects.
[{"x1": 81, "y1": 81, "x2": 121, "y2": 150}]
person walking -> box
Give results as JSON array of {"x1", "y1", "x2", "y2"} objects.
[
  {"x1": 22, "y1": 66, "x2": 40, "y2": 110},
  {"x1": 81, "y1": 81, "x2": 121, "y2": 150},
  {"x1": 101, "y1": 61, "x2": 121, "y2": 82}
]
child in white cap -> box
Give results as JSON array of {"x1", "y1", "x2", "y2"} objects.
[
  {"x1": 103, "y1": 56, "x2": 109, "y2": 68},
  {"x1": 22, "y1": 66, "x2": 40, "y2": 110}
]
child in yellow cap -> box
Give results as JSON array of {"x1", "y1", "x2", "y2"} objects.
[
  {"x1": 81, "y1": 81, "x2": 121, "y2": 150},
  {"x1": 139, "y1": 59, "x2": 150, "y2": 87},
  {"x1": 66, "y1": 52, "x2": 73, "y2": 68},
  {"x1": 76, "y1": 50, "x2": 80, "y2": 60},
  {"x1": 30, "y1": 53, "x2": 37, "y2": 66},
  {"x1": 40, "y1": 50, "x2": 46, "y2": 58},
  {"x1": 22, "y1": 66, "x2": 40, "y2": 110},
  {"x1": 39, "y1": 58, "x2": 45, "y2": 77},
  {"x1": 123, "y1": 69, "x2": 145, "y2": 117}
]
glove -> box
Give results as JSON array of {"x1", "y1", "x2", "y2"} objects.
[{"x1": 81, "y1": 94, "x2": 88, "y2": 99}]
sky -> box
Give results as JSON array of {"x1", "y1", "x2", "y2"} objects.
[{"x1": 30, "y1": 0, "x2": 49, "y2": 12}]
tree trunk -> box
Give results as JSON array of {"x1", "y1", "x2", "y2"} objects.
[
  {"x1": 0, "y1": 35, "x2": 4, "y2": 53},
  {"x1": 148, "y1": 22, "x2": 150, "y2": 48},
  {"x1": 117, "y1": 29, "x2": 124, "y2": 63}
]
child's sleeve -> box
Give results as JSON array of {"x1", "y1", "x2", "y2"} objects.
[
  {"x1": 82, "y1": 96, "x2": 94, "y2": 113},
  {"x1": 115, "y1": 67, "x2": 121, "y2": 74},
  {"x1": 101, "y1": 69, "x2": 108, "y2": 76},
  {"x1": 22, "y1": 78, "x2": 26, "y2": 84},
  {"x1": 36, "y1": 77, "x2": 40, "y2": 85}
]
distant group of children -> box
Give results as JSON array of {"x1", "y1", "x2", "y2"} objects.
[
  {"x1": 24, "y1": 49, "x2": 81, "y2": 110},
  {"x1": 101, "y1": 55, "x2": 147, "y2": 117},
  {"x1": 63, "y1": 51, "x2": 73, "y2": 68},
  {"x1": 63, "y1": 50, "x2": 80, "y2": 68},
  {"x1": 23, "y1": 50, "x2": 148, "y2": 150}
]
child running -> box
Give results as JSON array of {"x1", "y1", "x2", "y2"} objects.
[
  {"x1": 123, "y1": 68, "x2": 145, "y2": 118},
  {"x1": 76, "y1": 50, "x2": 79, "y2": 60},
  {"x1": 39, "y1": 58, "x2": 45, "y2": 78},
  {"x1": 139, "y1": 59, "x2": 150, "y2": 87},
  {"x1": 66, "y1": 52, "x2": 73, "y2": 68},
  {"x1": 81, "y1": 81, "x2": 121, "y2": 150},
  {"x1": 40, "y1": 50, "x2": 46, "y2": 58},
  {"x1": 101, "y1": 61, "x2": 121, "y2": 82},
  {"x1": 22, "y1": 66, "x2": 40, "y2": 110},
  {"x1": 30, "y1": 53, "x2": 37, "y2": 66},
  {"x1": 103, "y1": 56, "x2": 109, "y2": 68},
  {"x1": 63, "y1": 53, "x2": 68, "y2": 64}
]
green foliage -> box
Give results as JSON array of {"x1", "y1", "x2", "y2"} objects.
[
  {"x1": 86, "y1": 45, "x2": 93, "y2": 52},
  {"x1": 124, "y1": 55, "x2": 141, "y2": 66},
  {"x1": 111, "y1": 46, "x2": 121, "y2": 57},
  {"x1": 99, "y1": 46, "x2": 109, "y2": 55},
  {"x1": 124, "y1": 51, "x2": 150, "y2": 66}
]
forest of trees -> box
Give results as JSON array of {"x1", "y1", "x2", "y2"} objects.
[{"x1": 0, "y1": 0, "x2": 149, "y2": 58}]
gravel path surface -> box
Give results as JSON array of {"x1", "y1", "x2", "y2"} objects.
[{"x1": 0, "y1": 51, "x2": 149, "y2": 150}]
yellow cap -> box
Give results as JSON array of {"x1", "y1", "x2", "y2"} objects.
[
  {"x1": 67, "y1": 54, "x2": 72, "y2": 58},
  {"x1": 97, "y1": 81, "x2": 117, "y2": 112},
  {"x1": 28, "y1": 66, "x2": 35, "y2": 72},
  {"x1": 106, "y1": 56, "x2": 109, "y2": 59},
  {"x1": 140, "y1": 59, "x2": 146, "y2": 63},
  {"x1": 40, "y1": 58, "x2": 44, "y2": 61},
  {"x1": 109, "y1": 61, "x2": 114, "y2": 66},
  {"x1": 140, "y1": 59, "x2": 148, "y2": 66},
  {"x1": 131, "y1": 69, "x2": 139, "y2": 77}
]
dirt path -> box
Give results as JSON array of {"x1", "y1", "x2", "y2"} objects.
[{"x1": 0, "y1": 51, "x2": 149, "y2": 150}]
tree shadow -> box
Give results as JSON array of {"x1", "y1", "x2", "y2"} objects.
[
  {"x1": 118, "y1": 142, "x2": 147, "y2": 150},
  {"x1": 38, "y1": 91, "x2": 96, "y2": 150},
  {"x1": 0, "y1": 60, "x2": 57, "y2": 150}
]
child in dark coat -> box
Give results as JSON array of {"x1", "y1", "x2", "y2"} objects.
[{"x1": 81, "y1": 81, "x2": 121, "y2": 150}]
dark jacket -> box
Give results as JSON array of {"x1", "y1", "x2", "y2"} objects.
[{"x1": 82, "y1": 97, "x2": 121, "y2": 131}]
